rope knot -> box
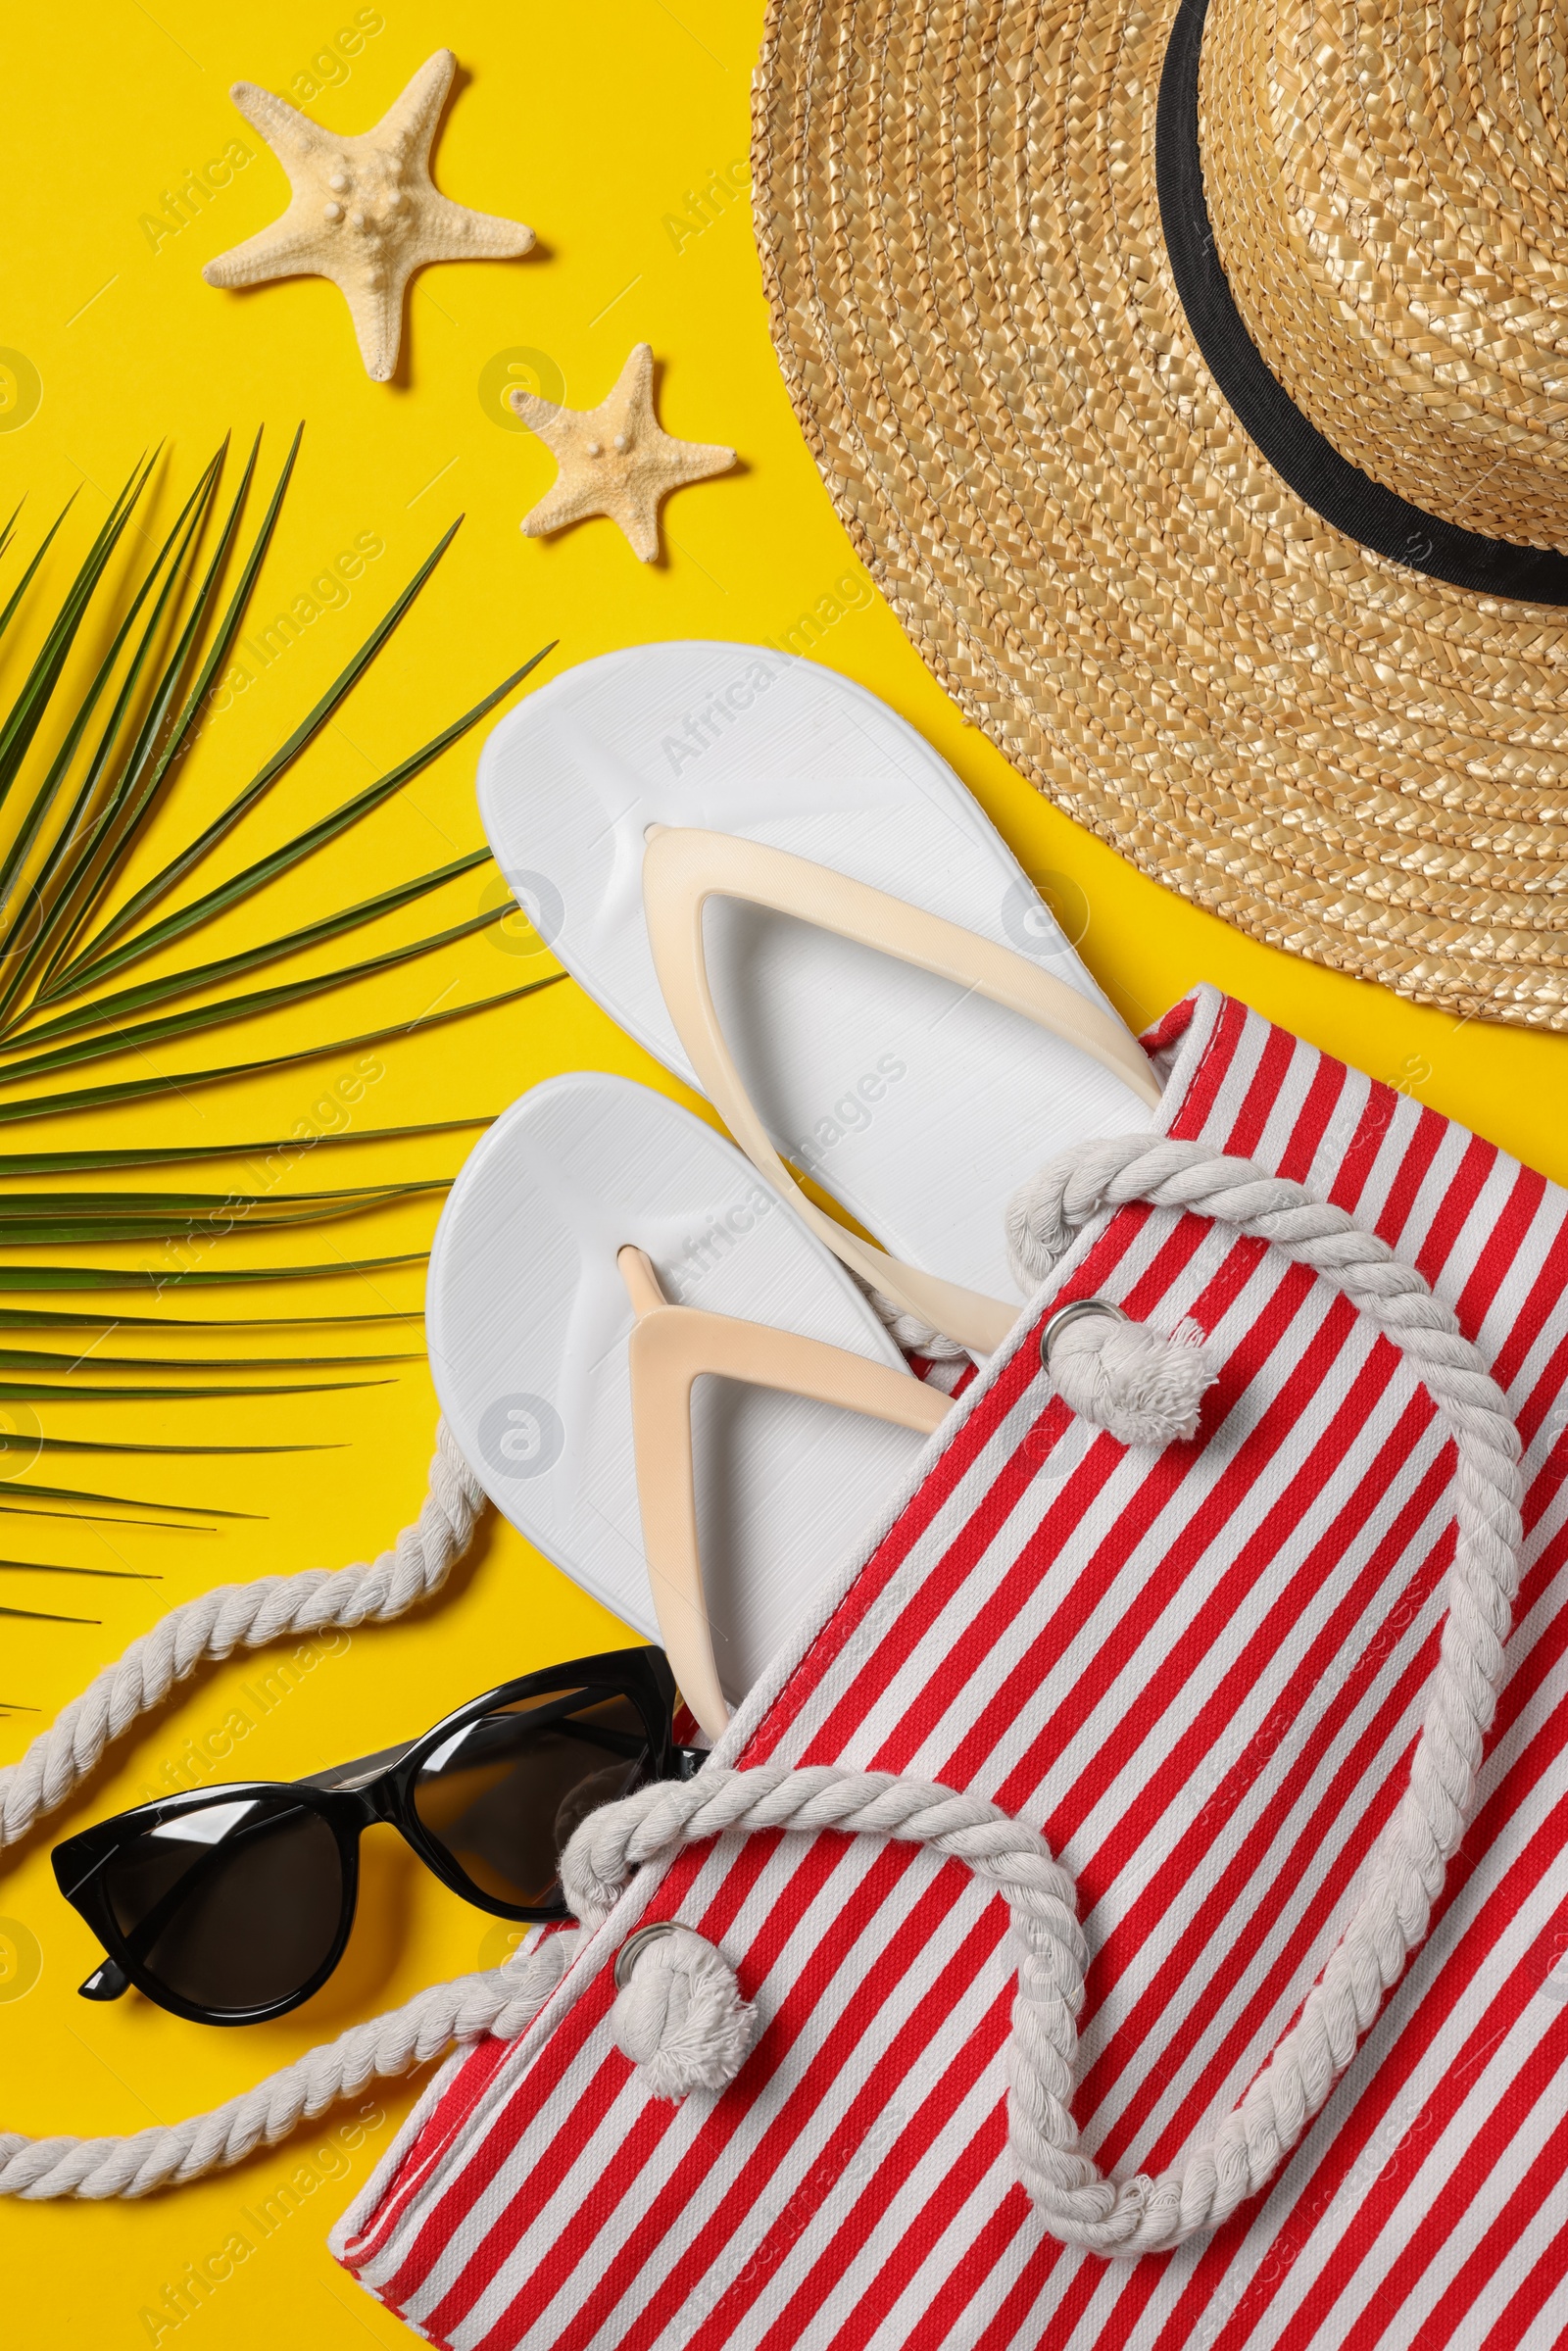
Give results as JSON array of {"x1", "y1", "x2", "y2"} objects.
[
  {"x1": 609, "y1": 1922, "x2": 759, "y2": 2099},
  {"x1": 1042, "y1": 1302, "x2": 1214, "y2": 1448}
]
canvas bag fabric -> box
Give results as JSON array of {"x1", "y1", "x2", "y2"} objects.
[{"x1": 330, "y1": 983, "x2": 1568, "y2": 2350}]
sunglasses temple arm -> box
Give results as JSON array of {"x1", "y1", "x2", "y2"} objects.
[{"x1": 78, "y1": 1954, "x2": 130, "y2": 2001}]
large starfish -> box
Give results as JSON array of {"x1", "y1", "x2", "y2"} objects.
[
  {"x1": 203, "y1": 51, "x2": 534, "y2": 382},
  {"x1": 511, "y1": 344, "x2": 735, "y2": 562}
]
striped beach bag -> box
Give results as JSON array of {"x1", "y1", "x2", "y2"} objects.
[{"x1": 330, "y1": 982, "x2": 1568, "y2": 2349}]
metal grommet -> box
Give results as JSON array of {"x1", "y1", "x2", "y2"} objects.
[
  {"x1": 1040, "y1": 1296, "x2": 1128, "y2": 1373},
  {"x1": 613, "y1": 1920, "x2": 679, "y2": 1988}
]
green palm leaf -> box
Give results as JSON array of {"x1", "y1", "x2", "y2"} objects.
[
  {"x1": 22, "y1": 431, "x2": 288, "y2": 994},
  {"x1": 0, "y1": 438, "x2": 563, "y2": 1686},
  {"x1": 0, "y1": 463, "x2": 156, "y2": 822},
  {"x1": 0, "y1": 1479, "x2": 260, "y2": 1518},
  {"x1": 0, "y1": 909, "x2": 512, "y2": 1086},
  {"x1": 0, "y1": 462, "x2": 231, "y2": 1026},
  {"x1": 0, "y1": 1559, "x2": 160, "y2": 1581},
  {"x1": 0, "y1": 1251, "x2": 426, "y2": 1290},
  {"x1": 13, "y1": 851, "x2": 491, "y2": 1046},
  {"x1": 0, "y1": 1602, "x2": 100, "y2": 1626},
  {"x1": 0, "y1": 455, "x2": 220, "y2": 933},
  {"x1": 0, "y1": 1182, "x2": 452, "y2": 1247},
  {"x1": 48, "y1": 514, "x2": 469, "y2": 983},
  {"x1": 0, "y1": 1378, "x2": 393, "y2": 1402},
  {"x1": 0, "y1": 1117, "x2": 487, "y2": 1173},
  {"x1": 0, "y1": 1306, "x2": 416, "y2": 1327},
  {"x1": 0, "y1": 493, "x2": 74, "y2": 651},
  {"x1": 0, "y1": 975, "x2": 561, "y2": 1128},
  {"x1": 0, "y1": 1347, "x2": 416, "y2": 1372},
  {"x1": 42, "y1": 647, "x2": 553, "y2": 1004},
  {"x1": 0, "y1": 1434, "x2": 333, "y2": 1454}
]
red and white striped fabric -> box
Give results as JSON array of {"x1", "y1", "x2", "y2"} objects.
[{"x1": 332, "y1": 985, "x2": 1568, "y2": 2350}]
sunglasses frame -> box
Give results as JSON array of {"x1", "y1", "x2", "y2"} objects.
[{"x1": 52, "y1": 1645, "x2": 688, "y2": 2028}]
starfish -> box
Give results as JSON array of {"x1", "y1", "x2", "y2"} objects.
[
  {"x1": 511, "y1": 344, "x2": 735, "y2": 562},
  {"x1": 203, "y1": 50, "x2": 534, "y2": 382}
]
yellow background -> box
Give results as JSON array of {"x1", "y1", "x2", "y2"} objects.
[{"x1": 0, "y1": 3, "x2": 1563, "y2": 2344}]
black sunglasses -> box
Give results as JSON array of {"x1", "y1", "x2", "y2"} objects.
[{"x1": 52, "y1": 1646, "x2": 699, "y2": 2027}]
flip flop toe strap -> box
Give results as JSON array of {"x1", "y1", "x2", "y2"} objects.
[{"x1": 642, "y1": 825, "x2": 1164, "y2": 1356}]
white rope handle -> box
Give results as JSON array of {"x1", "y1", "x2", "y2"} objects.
[
  {"x1": 566, "y1": 1135, "x2": 1524, "y2": 2256},
  {"x1": 0, "y1": 1419, "x2": 482, "y2": 1849},
  {"x1": 0, "y1": 1420, "x2": 547, "y2": 2201},
  {"x1": 0, "y1": 1931, "x2": 578, "y2": 2200},
  {"x1": 1003, "y1": 1136, "x2": 1521, "y2": 2243}
]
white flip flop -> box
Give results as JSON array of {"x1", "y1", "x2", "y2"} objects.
[
  {"x1": 476, "y1": 642, "x2": 1159, "y2": 1349},
  {"x1": 425, "y1": 1072, "x2": 946, "y2": 1734}
]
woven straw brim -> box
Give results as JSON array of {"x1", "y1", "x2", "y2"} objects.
[{"x1": 752, "y1": 0, "x2": 1568, "y2": 1028}]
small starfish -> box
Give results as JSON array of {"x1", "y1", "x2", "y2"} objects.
[
  {"x1": 203, "y1": 51, "x2": 534, "y2": 382},
  {"x1": 511, "y1": 344, "x2": 735, "y2": 562}
]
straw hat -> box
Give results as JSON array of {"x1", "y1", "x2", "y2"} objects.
[{"x1": 753, "y1": 0, "x2": 1568, "y2": 1026}]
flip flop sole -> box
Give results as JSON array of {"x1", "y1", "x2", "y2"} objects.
[
  {"x1": 477, "y1": 641, "x2": 1152, "y2": 1306},
  {"x1": 427, "y1": 1071, "x2": 933, "y2": 1703}
]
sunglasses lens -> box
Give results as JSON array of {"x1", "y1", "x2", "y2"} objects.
[
  {"x1": 100, "y1": 1796, "x2": 345, "y2": 2017},
  {"x1": 413, "y1": 1685, "x2": 651, "y2": 1909}
]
